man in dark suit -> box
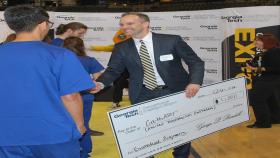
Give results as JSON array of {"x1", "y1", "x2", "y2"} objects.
[{"x1": 96, "y1": 12, "x2": 204, "y2": 158}]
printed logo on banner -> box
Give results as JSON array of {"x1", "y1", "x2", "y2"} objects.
[
  {"x1": 114, "y1": 109, "x2": 139, "y2": 119},
  {"x1": 56, "y1": 15, "x2": 75, "y2": 21},
  {"x1": 205, "y1": 69, "x2": 218, "y2": 74},
  {"x1": 200, "y1": 47, "x2": 218, "y2": 52},
  {"x1": 201, "y1": 58, "x2": 218, "y2": 63},
  {"x1": 151, "y1": 26, "x2": 162, "y2": 31},
  {"x1": 173, "y1": 15, "x2": 191, "y2": 20},
  {"x1": 89, "y1": 27, "x2": 104, "y2": 31},
  {"x1": 221, "y1": 16, "x2": 243, "y2": 22},
  {"x1": 115, "y1": 16, "x2": 121, "y2": 19},
  {"x1": 0, "y1": 18, "x2": 4, "y2": 22},
  {"x1": 200, "y1": 25, "x2": 218, "y2": 30}
]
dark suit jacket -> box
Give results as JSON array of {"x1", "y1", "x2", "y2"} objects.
[{"x1": 97, "y1": 33, "x2": 205, "y2": 103}]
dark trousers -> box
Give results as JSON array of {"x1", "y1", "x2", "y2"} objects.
[
  {"x1": 250, "y1": 78, "x2": 280, "y2": 126},
  {"x1": 113, "y1": 70, "x2": 129, "y2": 103},
  {"x1": 134, "y1": 86, "x2": 191, "y2": 158},
  {"x1": 267, "y1": 87, "x2": 280, "y2": 122}
]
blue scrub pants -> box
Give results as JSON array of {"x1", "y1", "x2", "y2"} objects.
[
  {"x1": 0, "y1": 140, "x2": 80, "y2": 158},
  {"x1": 80, "y1": 98, "x2": 94, "y2": 158}
]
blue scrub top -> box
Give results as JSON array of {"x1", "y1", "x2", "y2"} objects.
[
  {"x1": 0, "y1": 41, "x2": 95, "y2": 146},
  {"x1": 78, "y1": 56, "x2": 104, "y2": 101},
  {"x1": 51, "y1": 38, "x2": 64, "y2": 46}
]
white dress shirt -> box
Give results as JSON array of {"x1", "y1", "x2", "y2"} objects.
[{"x1": 133, "y1": 32, "x2": 165, "y2": 86}]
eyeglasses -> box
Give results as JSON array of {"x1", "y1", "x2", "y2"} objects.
[
  {"x1": 38, "y1": 20, "x2": 54, "y2": 29},
  {"x1": 47, "y1": 20, "x2": 54, "y2": 29}
]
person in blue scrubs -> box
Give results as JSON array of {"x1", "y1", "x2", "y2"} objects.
[
  {"x1": 63, "y1": 37, "x2": 104, "y2": 158},
  {"x1": 0, "y1": 6, "x2": 96, "y2": 158},
  {"x1": 51, "y1": 22, "x2": 88, "y2": 46},
  {"x1": 50, "y1": 23, "x2": 105, "y2": 137}
]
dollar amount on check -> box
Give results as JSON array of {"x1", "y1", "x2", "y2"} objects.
[{"x1": 108, "y1": 77, "x2": 249, "y2": 158}]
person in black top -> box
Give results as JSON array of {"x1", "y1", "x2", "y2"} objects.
[{"x1": 247, "y1": 34, "x2": 280, "y2": 128}]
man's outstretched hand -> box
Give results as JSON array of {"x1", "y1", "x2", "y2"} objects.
[{"x1": 185, "y1": 84, "x2": 200, "y2": 98}]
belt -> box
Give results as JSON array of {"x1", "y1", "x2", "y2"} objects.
[{"x1": 143, "y1": 85, "x2": 168, "y2": 90}]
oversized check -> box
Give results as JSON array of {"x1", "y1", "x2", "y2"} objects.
[{"x1": 108, "y1": 77, "x2": 249, "y2": 158}]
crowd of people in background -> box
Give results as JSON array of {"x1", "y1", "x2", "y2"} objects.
[{"x1": 0, "y1": 4, "x2": 280, "y2": 158}]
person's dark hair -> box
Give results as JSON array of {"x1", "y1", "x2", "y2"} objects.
[
  {"x1": 63, "y1": 37, "x2": 86, "y2": 56},
  {"x1": 4, "y1": 5, "x2": 49, "y2": 33},
  {"x1": 55, "y1": 22, "x2": 88, "y2": 35},
  {"x1": 55, "y1": 24, "x2": 66, "y2": 35},
  {"x1": 255, "y1": 34, "x2": 280, "y2": 50},
  {"x1": 121, "y1": 12, "x2": 150, "y2": 22}
]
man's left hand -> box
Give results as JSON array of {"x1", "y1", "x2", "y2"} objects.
[{"x1": 185, "y1": 84, "x2": 200, "y2": 98}]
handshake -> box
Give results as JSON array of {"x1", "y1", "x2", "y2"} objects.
[{"x1": 89, "y1": 81, "x2": 104, "y2": 94}]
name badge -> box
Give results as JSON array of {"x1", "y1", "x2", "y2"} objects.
[{"x1": 160, "y1": 54, "x2": 174, "y2": 61}]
